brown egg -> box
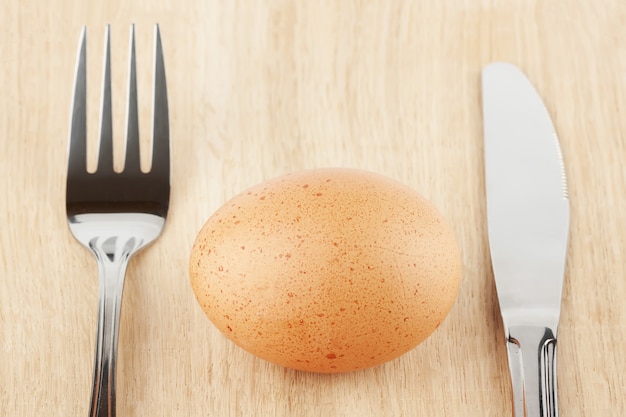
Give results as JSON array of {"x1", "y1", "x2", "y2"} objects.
[{"x1": 190, "y1": 168, "x2": 461, "y2": 373}]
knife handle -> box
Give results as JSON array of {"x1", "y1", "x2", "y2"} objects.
[{"x1": 505, "y1": 326, "x2": 558, "y2": 417}]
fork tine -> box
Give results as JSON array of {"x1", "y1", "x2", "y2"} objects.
[
  {"x1": 124, "y1": 24, "x2": 141, "y2": 173},
  {"x1": 151, "y1": 24, "x2": 170, "y2": 180},
  {"x1": 97, "y1": 25, "x2": 114, "y2": 172},
  {"x1": 68, "y1": 27, "x2": 87, "y2": 175}
]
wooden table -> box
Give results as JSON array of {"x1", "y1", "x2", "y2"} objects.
[{"x1": 1, "y1": 1, "x2": 624, "y2": 416}]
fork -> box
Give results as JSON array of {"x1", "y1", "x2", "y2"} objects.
[{"x1": 65, "y1": 24, "x2": 170, "y2": 417}]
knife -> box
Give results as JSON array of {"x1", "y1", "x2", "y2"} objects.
[{"x1": 482, "y1": 62, "x2": 570, "y2": 417}]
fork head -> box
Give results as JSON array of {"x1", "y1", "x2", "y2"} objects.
[{"x1": 66, "y1": 24, "x2": 170, "y2": 219}]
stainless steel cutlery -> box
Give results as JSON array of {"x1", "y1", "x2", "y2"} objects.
[
  {"x1": 65, "y1": 25, "x2": 170, "y2": 417},
  {"x1": 482, "y1": 62, "x2": 570, "y2": 417}
]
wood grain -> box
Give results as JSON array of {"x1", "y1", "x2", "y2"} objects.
[{"x1": 1, "y1": 1, "x2": 624, "y2": 416}]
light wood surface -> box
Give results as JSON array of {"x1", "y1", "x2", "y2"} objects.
[{"x1": 1, "y1": 1, "x2": 625, "y2": 416}]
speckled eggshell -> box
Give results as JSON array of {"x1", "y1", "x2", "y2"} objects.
[{"x1": 190, "y1": 168, "x2": 461, "y2": 373}]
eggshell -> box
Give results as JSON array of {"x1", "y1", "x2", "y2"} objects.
[{"x1": 190, "y1": 168, "x2": 461, "y2": 373}]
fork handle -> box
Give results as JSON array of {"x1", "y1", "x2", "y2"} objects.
[
  {"x1": 506, "y1": 325, "x2": 559, "y2": 417},
  {"x1": 89, "y1": 238, "x2": 137, "y2": 417}
]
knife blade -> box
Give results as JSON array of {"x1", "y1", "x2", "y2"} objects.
[{"x1": 482, "y1": 62, "x2": 570, "y2": 417}]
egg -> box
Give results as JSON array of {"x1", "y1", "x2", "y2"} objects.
[{"x1": 190, "y1": 168, "x2": 461, "y2": 373}]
